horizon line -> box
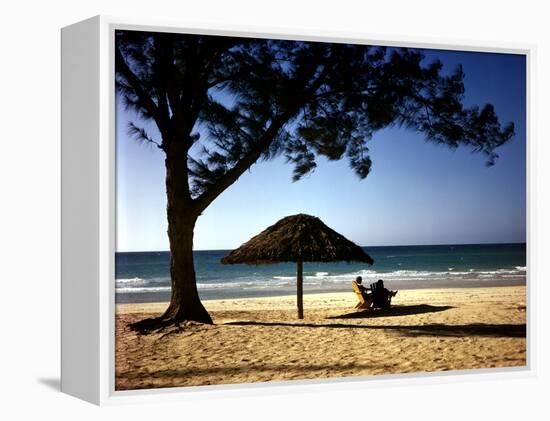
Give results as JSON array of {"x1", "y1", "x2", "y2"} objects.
[{"x1": 116, "y1": 240, "x2": 527, "y2": 254}]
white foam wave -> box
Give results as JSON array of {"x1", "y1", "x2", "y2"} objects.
[
  {"x1": 116, "y1": 266, "x2": 526, "y2": 294},
  {"x1": 116, "y1": 286, "x2": 171, "y2": 293},
  {"x1": 116, "y1": 277, "x2": 145, "y2": 284},
  {"x1": 115, "y1": 277, "x2": 169, "y2": 290}
]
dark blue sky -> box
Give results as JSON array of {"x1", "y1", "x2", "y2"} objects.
[{"x1": 116, "y1": 45, "x2": 526, "y2": 252}]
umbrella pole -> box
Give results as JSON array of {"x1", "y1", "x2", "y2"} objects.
[{"x1": 297, "y1": 259, "x2": 304, "y2": 319}]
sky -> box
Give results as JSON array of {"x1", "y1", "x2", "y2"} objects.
[{"x1": 115, "y1": 45, "x2": 526, "y2": 252}]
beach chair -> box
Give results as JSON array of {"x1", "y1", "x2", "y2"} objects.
[
  {"x1": 352, "y1": 281, "x2": 372, "y2": 309},
  {"x1": 370, "y1": 282, "x2": 393, "y2": 310}
]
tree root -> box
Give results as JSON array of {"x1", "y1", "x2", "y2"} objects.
[
  {"x1": 128, "y1": 315, "x2": 212, "y2": 335},
  {"x1": 128, "y1": 317, "x2": 175, "y2": 334}
]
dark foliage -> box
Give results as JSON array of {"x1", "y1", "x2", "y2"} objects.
[{"x1": 116, "y1": 32, "x2": 514, "y2": 211}]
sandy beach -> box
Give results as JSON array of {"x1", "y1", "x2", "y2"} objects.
[{"x1": 115, "y1": 285, "x2": 526, "y2": 390}]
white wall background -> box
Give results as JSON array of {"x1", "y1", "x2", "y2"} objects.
[{"x1": 0, "y1": 0, "x2": 548, "y2": 419}]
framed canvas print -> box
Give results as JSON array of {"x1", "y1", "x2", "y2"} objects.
[{"x1": 61, "y1": 16, "x2": 532, "y2": 405}]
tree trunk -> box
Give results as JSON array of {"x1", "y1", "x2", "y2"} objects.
[
  {"x1": 161, "y1": 215, "x2": 212, "y2": 324},
  {"x1": 297, "y1": 259, "x2": 304, "y2": 319},
  {"x1": 161, "y1": 144, "x2": 212, "y2": 324}
]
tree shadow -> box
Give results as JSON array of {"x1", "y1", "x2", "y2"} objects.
[
  {"x1": 223, "y1": 320, "x2": 525, "y2": 338},
  {"x1": 392, "y1": 323, "x2": 526, "y2": 338},
  {"x1": 116, "y1": 362, "x2": 379, "y2": 390},
  {"x1": 329, "y1": 304, "x2": 453, "y2": 319},
  {"x1": 37, "y1": 377, "x2": 60, "y2": 392}
]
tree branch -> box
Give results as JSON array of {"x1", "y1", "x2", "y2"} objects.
[
  {"x1": 193, "y1": 62, "x2": 331, "y2": 212},
  {"x1": 193, "y1": 113, "x2": 290, "y2": 212},
  {"x1": 128, "y1": 122, "x2": 162, "y2": 149},
  {"x1": 152, "y1": 37, "x2": 172, "y2": 132},
  {"x1": 115, "y1": 46, "x2": 164, "y2": 130}
]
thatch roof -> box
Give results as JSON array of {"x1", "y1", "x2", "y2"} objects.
[{"x1": 221, "y1": 214, "x2": 374, "y2": 265}]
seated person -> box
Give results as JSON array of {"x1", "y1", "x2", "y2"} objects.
[
  {"x1": 372, "y1": 279, "x2": 398, "y2": 309},
  {"x1": 352, "y1": 276, "x2": 373, "y2": 309}
]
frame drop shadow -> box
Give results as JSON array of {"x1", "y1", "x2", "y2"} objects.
[{"x1": 37, "y1": 377, "x2": 60, "y2": 392}]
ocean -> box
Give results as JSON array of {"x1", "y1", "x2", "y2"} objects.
[{"x1": 115, "y1": 243, "x2": 526, "y2": 303}]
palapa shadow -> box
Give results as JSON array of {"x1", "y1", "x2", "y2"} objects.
[{"x1": 329, "y1": 304, "x2": 453, "y2": 319}]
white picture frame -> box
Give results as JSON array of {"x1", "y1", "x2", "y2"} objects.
[{"x1": 61, "y1": 15, "x2": 534, "y2": 405}]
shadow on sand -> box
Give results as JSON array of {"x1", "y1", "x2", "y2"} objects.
[
  {"x1": 223, "y1": 302, "x2": 526, "y2": 339},
  {"x1": 223, "y1": 320, "x2": 525, "y2": 338},
  {"x1": 116, "y1": 360, "x2": 380, "y2": 390},
  {"x1": 329, "y1": 304, "x2": 453, "y2": 319}
]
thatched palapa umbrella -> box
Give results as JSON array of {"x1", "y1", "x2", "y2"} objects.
[{"x1": 221, "y1": 214, "x2": 374, "y2": 319}]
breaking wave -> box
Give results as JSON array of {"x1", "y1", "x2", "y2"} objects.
[{"x1": 116, "y1": 266, "x2": 526, "y2": 294}]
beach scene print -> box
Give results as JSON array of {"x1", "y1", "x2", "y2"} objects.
[{"x1": 115, "y1": 30, "x2": 526, "y2": 390}]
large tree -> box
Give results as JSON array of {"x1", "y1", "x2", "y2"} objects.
[{"x1": 115, "y1": 31, "x2": 514, "y2": 331}]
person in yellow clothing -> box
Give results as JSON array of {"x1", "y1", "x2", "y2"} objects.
[{"x1": 351, "y1": 276, "x2": 373, "y2": 309}]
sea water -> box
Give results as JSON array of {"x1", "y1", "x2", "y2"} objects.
[{"x1": 115, "y1": 243, "x2": 526, "y2": 303}]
